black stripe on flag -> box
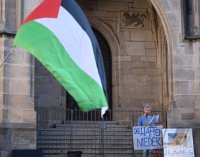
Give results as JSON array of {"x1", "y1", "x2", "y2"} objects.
[{"x1": 61, "y1": 0, "x2": 108, "y2": 100}]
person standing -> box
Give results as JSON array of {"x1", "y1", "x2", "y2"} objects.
[{"x1": 137, "y1": 104, "x2": 154, "y2": 157}]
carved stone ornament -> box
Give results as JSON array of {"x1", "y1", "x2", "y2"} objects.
[{"x1": 121, "y1": 11, "x2": 148, "y2": 29}]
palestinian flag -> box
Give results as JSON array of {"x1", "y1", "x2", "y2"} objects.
[{"x1": 14, "y1": 0, "x2": 108, "y2": 112}]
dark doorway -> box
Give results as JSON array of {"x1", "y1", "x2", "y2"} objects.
[{"x1": 66, "y1": 29, "x2": 112, "y2": 120}]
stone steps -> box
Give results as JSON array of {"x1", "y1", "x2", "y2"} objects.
[
  {"x1": 43, "y1": 154, "x2": 138, "y2": 157},
  {"x1": 41, "y1": 149, "x2": 133, "y2": 155},
  {"x1": 38, "y1": 131, "x2": 132, "y2": 136},
  {"x1": 38, "y1": 121, "x2": 134, "y2": 156}
]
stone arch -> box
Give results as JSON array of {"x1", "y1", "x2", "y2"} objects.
[
  {"x1": 150, "y1": 0, "x2": 176, "y2": 107},
  {"x1": 89, "y1": 18, "x2": 121, "y2": 107},
  {"x1": 89, "y1": 18, "x2": 120, "y2": 58}
]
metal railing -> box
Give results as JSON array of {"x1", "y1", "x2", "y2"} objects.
[
  {"x1": 36, "y1": 107, "x2": 167, "y2": 156},
  {"x1": 36, "y1": 107, "x2": 167, "y2": 128}
]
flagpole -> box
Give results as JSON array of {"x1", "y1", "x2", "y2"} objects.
[{"x1": 0, "y1": 47, "x2": 15, "y2": 67}]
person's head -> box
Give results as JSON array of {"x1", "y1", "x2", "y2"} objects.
[{"x1": 143, "y1": 104, "x2": 151, "y2": 115}]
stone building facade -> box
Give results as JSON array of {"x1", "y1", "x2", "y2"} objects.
[{"x1": 0, "y1": 0, "x2": 200, "y2": 156}]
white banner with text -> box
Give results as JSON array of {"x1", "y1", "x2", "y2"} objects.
[
  {"x1": 162, "y1": 128, "x2": 194, "y2": 157},
  {"x1": 133, "y1": 125, "x2": 163, "y2": 150}
]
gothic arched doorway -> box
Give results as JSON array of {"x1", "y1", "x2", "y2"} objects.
[
  {"x1": 66, "y1": 28, "x2": 112, "y2": 120},
  {"x1": 35, "y1": 29, "x2": 112, "y2": 123}
]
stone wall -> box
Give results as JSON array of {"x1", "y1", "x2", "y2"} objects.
[
  {"x1": 0, "y1": 0, "x2": 200, "y2": 156},
  {"x1": 0, "y1": 0, "x2": 41, "y2": 156},
  {"x1": 78, "y1": 0, "x2": 200, "y2": 127},
  {"x1": 79, "y1": 0, "x2": 167, "y2": 113},
  {"x1": 78, "y1": 0, "x2": 200, "y2": 132},
  {"x1": 0, "y1": 36, "x2": 36, "y2": 157},
  {"x1": 150, "y1": 0, "x2": 200, "y2": 127}
]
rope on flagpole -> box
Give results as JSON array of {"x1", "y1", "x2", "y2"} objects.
[{"x1": 0, "y1": 47, "x2": 15, "y2": 67}]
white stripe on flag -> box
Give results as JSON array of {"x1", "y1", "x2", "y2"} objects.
[
  {"x1": 35, "y1": 6, "x2": 102, "y2": 87},
  {"x1": 101, "y1": 106, "x2": 108, "y2": 118}
]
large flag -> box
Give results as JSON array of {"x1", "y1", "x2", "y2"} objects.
[{"x1": 14, "y1": 0, "x2": 108, "y2": 112}]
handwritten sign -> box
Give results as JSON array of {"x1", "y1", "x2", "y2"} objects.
[
  {"x1": 133, "y1": 125, "x2": 163, "y2": 150},
  {"x1": 162, "y1": 128, "x2": 194, "y2": 157}
]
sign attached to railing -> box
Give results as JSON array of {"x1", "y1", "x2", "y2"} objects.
[
  {"x1": 133, "y1": 125, "x2": 163, "y2": 150},
  {"x1": 162, "y1": 128, "x2": 194, "y2": 157}
]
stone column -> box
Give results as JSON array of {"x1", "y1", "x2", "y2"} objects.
[{"x1": 0, "y1": 0, "x2": 39, "y2": 157}]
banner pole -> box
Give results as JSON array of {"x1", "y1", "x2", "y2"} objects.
[{"x1": 0, "y1": 47, "x2": 15, "y2": 67}]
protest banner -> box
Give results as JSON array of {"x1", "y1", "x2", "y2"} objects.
[
  {"x1": 133, "y1": 125, "x2": 163, "y2": 150},
  {"x1": 162, "y1": 128, "x2": 194, "y2": 157}
]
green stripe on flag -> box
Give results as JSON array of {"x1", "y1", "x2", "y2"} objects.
[{"x1": 14, "y1": 21, "x2": 107, "y2": 111}]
